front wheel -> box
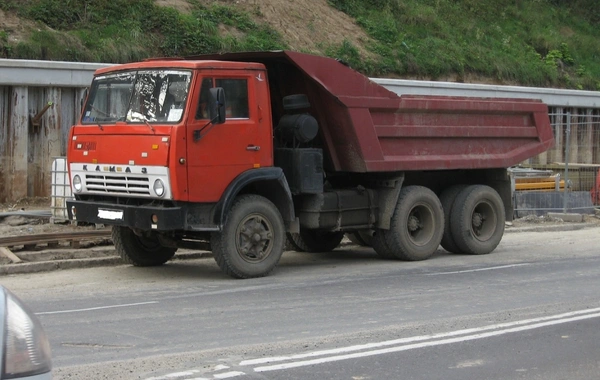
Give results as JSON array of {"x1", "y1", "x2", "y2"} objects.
[
  {"x1": 211, "y1": 195, "x2": 285, "y2": 279},
  {"x1": 112, "y1": 226, "x2": 177, "y2": 266}
]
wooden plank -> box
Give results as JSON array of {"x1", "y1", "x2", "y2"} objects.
[
  {"x1": 28, "y1": 87, "x2": 42, "y2": 197},
  {"x1": 9, "y1": 86, "x2": 29, "y2": 201},
  {"x1": 43, "y1": 87, "x2": 62, "y2": 197},
  {"x1": 0, "y1": 86, "x2": 9, "y2": 203},
  {"x1": 0, "y1": 246, "x2": 22, "y2": 263},
  {"x1": 515, "y1": 180, "x2": 565, "y2": 191}
]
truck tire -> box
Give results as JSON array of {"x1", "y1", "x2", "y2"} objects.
[
  {"x1": 112, "y1": 226, "x2": 177, "y2": 266},
  {"x1": 211, "y1": 195, "x2": 285, "y2": 278},
  {"x1": 450, "y1": 185, "x2": 505, "y2": 255},
  {"x1": 346, "y1": 230, "x2": 374, "y2": 247},
  {"x1": 439, "y1": 185, "x2": 467, "y2": 254},
  {"x1": 371, "y1": 229, "x2": 395, "y2": 259},
  {"x1": 288, "y1": 230, "x2": 345, "y2": 252},
  {"x1": 285, "y1": 233, "x2": 303, "y2": 251},
  {"x1": 384, "y1": 186, "x2": 444, "y2": 261}
]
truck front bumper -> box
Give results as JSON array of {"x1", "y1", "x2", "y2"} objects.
[{"x1": 66, "y1": 200, "x2": 185, "y2": 230}]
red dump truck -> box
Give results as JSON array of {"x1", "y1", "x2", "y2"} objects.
[{"x1": 66, "y1": 51, "x2": 554, "y2": 278}]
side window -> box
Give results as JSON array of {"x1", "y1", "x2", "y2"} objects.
[
  {"x1": 196, "y1": 77, "x2": 213, "y2": 120},
  {"x1": 216, "y1": 78, "x2": 249, "y2": 119}
]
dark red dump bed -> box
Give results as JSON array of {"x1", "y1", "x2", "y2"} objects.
[{"x1": 191, "y1": 51, "x2": 554, "y2": 173}]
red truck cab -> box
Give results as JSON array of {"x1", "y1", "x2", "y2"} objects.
[{"x1": 70, "y1": 60, "x2": 273, "y2": 205}]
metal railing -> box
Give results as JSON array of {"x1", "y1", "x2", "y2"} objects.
[{"x1": 513, "y1": 108, "x2": 600, "y2": 217}]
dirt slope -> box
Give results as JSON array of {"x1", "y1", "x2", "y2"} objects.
[
  {"x1": 160, "y1": 0, "x2": 373, "y2": 56},
  {"x1": 2, "y1": 0, "x2": 371, "y2": 59}
]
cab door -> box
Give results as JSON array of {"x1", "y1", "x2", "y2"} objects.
[{"x1": 185, "y1": 71, "x2": 268, "y2": 203}]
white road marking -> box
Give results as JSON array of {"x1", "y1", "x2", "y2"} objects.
[
  {"x1": 243, "y1": 306, "x2": 600, "y2": 366},
  {"x1": 36, "y1": 301, "x2": 158, "y2": 315},
  {"x1": 140, "y1": 308, "x2": 600, "y2": 379},
  {"x1": 425, "y1": 263, "x2": 531, "y2": 275},
  {"x1": 251, "y1": 309, "x2": 600, "y2": 372},
  {"x1": 145, "y1": 370, "x2": 201, "y2": 380},
  {"x1": 213, "y1": 372, "x2": 245, "y2": 379},
  {"x1": 144, "y1": 366, "x2": 244, "y2": 380},
  {"x1": 451, "y1": 359, "x2": 485, "y2": 369}
]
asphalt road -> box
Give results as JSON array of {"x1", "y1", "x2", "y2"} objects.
[{"x1": 2, "y1": 226, "x2": 600, "y2": 380}]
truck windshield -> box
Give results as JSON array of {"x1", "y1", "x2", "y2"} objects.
[{"x1": 82, "y1": 70, "x2": 192, "y2": 124}]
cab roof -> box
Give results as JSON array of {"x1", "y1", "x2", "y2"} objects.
[{"x1": 94, "y1": 59, "x2": 265, "y2": 76}]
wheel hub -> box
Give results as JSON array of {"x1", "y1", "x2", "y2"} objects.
[
  {"x1": 408, "y1": 215, "x2": 420, "y2": 232},
  {"x1": 237, "y1": 215, "x2": 273, "y2": 262},
  {"x1": 472, "y1": 212, "x2": 484, "y2": 228}
]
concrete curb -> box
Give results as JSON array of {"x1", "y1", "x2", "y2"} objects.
[
  {"x1": 0, "y1": 250, "x2": 212, "y2": 276},
  {"x1": 504, "y1": 222, "x2": 599, "y2": 233}
]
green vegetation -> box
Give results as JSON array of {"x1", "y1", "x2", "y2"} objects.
[
  {"x1": 0, "y1": 0, "x2": 286, "y2": 62},
  {"x1": 327, "y1": 0, "x2": 600, "y2": 89},
  {"x1": 0, "y1": 0, "x2": 599, "y2": 90}
]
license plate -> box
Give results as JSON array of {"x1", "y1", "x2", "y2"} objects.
[{"x1": 98, "y1": 209, "x2": 124, "y2": 220}]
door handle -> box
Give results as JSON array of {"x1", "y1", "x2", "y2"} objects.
[{"x1": 246, "y1": 145, "x2": 260, "y2": 151}]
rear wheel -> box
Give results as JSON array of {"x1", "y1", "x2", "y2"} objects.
[
  {"x1": 112, "y1": 226, "x2": 177, "y2": 266},
  {"x1": 450, "y1": 185, "x2": 505, "y2": 255},
  {"x1": 346, "y1": 230, "x2": 374, "y2": 247},
  {"x1": 211, "y1": 195, "x2": 285, "y2": 278},
  {"x1": 288, "y1": 229, "x2": 345, "y2": 252},
  {"x1": 439, "y1": 185, "x2": 467, "y2": 254},
  {"x1": 371, "y1": 229, "x2": 395, "y2": 259},
  {"x1": 384, "y1": 186, "x2": 444, "y2": 261}
]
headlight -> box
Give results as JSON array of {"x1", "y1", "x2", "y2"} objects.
[
  {"x1": 2, "y1": 287, "x2": 52, "y2": 379},
  {"x1": 153, "y1": 179, "x2": 165, "y2": 197},
  {"x1": 73, "y1": 175, "x2": 82, "y2": 192}
]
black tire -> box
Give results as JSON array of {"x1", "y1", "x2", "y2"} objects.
[
  {"x1": 286, "y1": 233, "x2": 305, "y2": 252},
  {"x1": 112, "y1": 226, "x2": 176, "y2": 266},
  {"x1": 384, "y1": 186, "x2": 444, "y2": 261},
  {"x1": 450, "y1": 185, "x2": 505, "y2": 255},
  {"x1": 288, "y1": 229, "x2": 345, "y2": 252},
  {"x1": 371, "y1": 229, "x2": 395, "y2": 259},
  {"x1": 346, "y1": 230, "x2": 374, "y2": 247},
  {"x1": 439, "y1": 185, "x2": 468, "y2": 254},
  {"x1": 211, "y1": 195, "x2": 285, "y2": 278}
]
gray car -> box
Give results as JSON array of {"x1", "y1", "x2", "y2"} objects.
[{"x1": 0, "y1": 286, "x2": 52, "y2": 379}]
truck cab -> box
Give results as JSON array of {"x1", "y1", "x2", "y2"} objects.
[
  {"x1": 68, "y1": 59, "x2": 296, "y2": 278},
  {"x1": 71, "y1": 60, "x2": 274, "y2": 207}
]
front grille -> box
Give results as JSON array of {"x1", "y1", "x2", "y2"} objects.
[{"x1": 85, "y1": 174, "x2": 150, "y2": 196}]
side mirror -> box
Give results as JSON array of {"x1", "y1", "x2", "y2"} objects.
[{"x1": 209, "y1": 87, "x2": 226, "y2": 125}]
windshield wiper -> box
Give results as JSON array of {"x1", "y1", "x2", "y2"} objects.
[
  {"x1": 89, "y1": 104, "x2": 110, "y2": 117},
  {"x1": 143, "y1": 118, "x2": 154, "y2": 133},
  {"x1": 127, "y1": 110, "x2": 155, "y2": 133}
]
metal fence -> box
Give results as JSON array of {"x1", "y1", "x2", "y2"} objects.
[{"x1": 513, "y1": 108, "x2": 600, "y2": 217}]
